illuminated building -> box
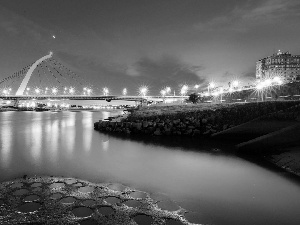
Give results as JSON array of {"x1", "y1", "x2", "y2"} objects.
[{"x1": 256, "y1": 50, "x2": 300, "y2": 81}]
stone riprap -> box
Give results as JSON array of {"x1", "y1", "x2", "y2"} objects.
[{"x1": 94, "y1": 101, "x2": 300, "y2": 137}]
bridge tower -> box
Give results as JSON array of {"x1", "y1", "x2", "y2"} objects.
[{"x1": 15, "y1": 52, "x2": 53, "y2": 95}]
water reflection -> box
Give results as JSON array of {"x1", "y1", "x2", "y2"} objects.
[
  {"x1": 0, "y1": 111, "x2": 300, "y2": 225},
  {"x1": 49, "y1": 120, "x2": 59, "y2": 163},
  {"x1": 31, "y1": 112, "x2": 42, "y2": 166},
  {"x1": 0, "y1": 112, "x2": 12, "y2": 168},
  {"x1": 64, "y1": 112, "x2": 76, "y2": 155},
  {"x1": 82, "y1": 112, "x2": 93, "y2": 152}
]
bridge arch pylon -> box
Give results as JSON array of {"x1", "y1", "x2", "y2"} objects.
[{"x1": 15, "y1": 52, "x2": 53, "y2": 96}]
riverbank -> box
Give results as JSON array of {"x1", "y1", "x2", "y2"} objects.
[
  {"x1": 94, "y1": 101, "x2": 300, "y2": 177},
  {"x1": 95, "y1": 101, "x2": 300, "y2": 137}
]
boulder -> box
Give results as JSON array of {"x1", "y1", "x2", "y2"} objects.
[{"x1": 154, "y1": 128, "x2": 162, "y2": 136}]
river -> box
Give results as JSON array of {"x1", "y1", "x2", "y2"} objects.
[{"x1": 0, "y1": 111, "x2": 300, "y2": 225}]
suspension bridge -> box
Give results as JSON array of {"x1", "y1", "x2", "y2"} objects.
[{"x1": 0, "y1": 52, "x2": 186, "y2": 107}]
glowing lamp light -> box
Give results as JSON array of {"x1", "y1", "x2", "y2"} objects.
[
  {"x1": 52, "y1": 88, "x2": 58, "y2": 94},
  {"x1": 256, "y1": 83, "x2": 264, "y2": 90},
  {"x1": 273, "y1": 76, "x2": 282, "y2": 85},
  {"x1": 122, "y1": 88, "x2": 127, "y2": 96},
  {"x1": 2, "y1": 90, "x2": 7, "y2": 94},
  {"x1": 69, "y1": 87, "x2": 75, "y2": 94},
  {"x1": 139, "y1": 86, "x2": 148, "y2": 97},
  {"x1": 160, "y1": 89, "x2": 166, "y2": 96},
  {"x1": 35, "y1": 88, "x2": 40, "y2": 94},
  {"x1": 103, "y1": 87, "x2": 109, "y2": 96},
  {"x1": 265, "y1": 79, "x2": 272, "y2": 86},
  {"x1": 232, "y1": 80, "x2": 239, "y2": 87},
  {"x1": 26, "y1": 88, "x2": 30, "y2": 91},
  {"x1": 209, "y1": 82, "x2": 215, "y2": 88},
  {"x1": 165, "y1": 87, "x2": 171, "y2": 93}
]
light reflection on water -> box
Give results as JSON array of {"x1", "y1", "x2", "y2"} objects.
[{"x1": 0, "y1": 111, "x2": 300, "y2": 225}]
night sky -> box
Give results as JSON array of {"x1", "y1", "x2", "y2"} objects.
[{"x1": 1, "y1": 0, "x2": 300, "y2": 95}]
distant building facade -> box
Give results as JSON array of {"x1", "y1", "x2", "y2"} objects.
[{"x1": 256, "y1": 50, "x2": 300, "y2": 81}]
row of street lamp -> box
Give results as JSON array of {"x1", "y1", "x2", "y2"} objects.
[{"x1": 1, "y1": 76, "x2": 284, "y2": 98}]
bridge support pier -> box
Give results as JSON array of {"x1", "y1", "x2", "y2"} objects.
[{"x1": 13, "y1": 99, "x2": 19, "y2": 107}]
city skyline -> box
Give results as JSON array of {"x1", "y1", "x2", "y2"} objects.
[{"x1": 1, "y1": 0, "x2": 300, "y2": 94}]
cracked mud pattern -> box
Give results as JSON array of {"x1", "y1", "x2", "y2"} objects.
[{"x1": 0, "y1": 176, "x2": 200, "y2": 225}]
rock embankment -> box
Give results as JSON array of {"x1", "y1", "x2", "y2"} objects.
[{"x1": 94, "y1": 101, "x2": 300, "y2": 137}]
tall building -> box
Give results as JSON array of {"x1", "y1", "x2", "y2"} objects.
[{"x1": 256, "y1": 50, "x2": 300, "y2": 81}]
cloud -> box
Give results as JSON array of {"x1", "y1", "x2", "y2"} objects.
[
  {"x1": 194, "y1": 0, "x2": 300, "y2": 33},
  {"x1": 55, "y1": 52, "x2": 207, "y2": 94},
  {"x1": 132, "y1": 56, "x2": 206, "y2": 88},
  {"x1": 0, "y1": 6, "x2": 51, "y2": 41}
]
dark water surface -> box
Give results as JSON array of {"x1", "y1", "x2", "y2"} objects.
[{"x1": 1, "y1": 111, "x2": 300, "y2": 225}]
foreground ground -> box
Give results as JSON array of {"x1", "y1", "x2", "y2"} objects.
[{"x1": 0, "y1": 176, "x2": 194, "y2": 225}]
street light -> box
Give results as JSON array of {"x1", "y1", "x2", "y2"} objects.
[
  {"x1": 165, "y1": 87, "x2": 171, "y2": 94},
  {"x1": 208, "y1": 82, "x2": 215, "y2": 95},
  {"x1": 87, "y1": 88, "x2": 92, "y2": 95},
  {"x1": 122, "y1": 88, "x2": 127, "y2": 96},
  {"x1": 180, "y1": 85, "x2": 188, "y2": 96},
  {"x1": 232, "y1": 80, "x2": 239, "y2": 88},
  {"x1": 160, "y1": 89, "x2": 166, "y2": 96},
  {"x1": 103, "y1": 87, "x2": 109, "y2": 96},
  {"x1": 139, "y1": 86, "x2": 148, "y2": 97},
  {"x1": 69, "y1": 87, "x2": 75, "y2": 94},
  {"x1": 52, "y1": 87, "x2": 57, "y2": 95}
]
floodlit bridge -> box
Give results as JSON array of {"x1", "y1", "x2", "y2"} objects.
[{"x1": 0, "y1": 52, "x2": 187, "y2": 105}]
